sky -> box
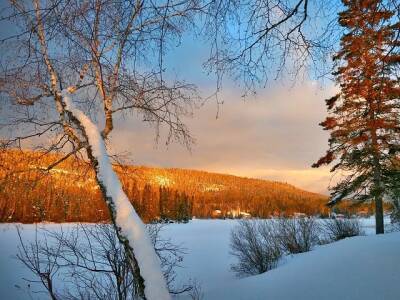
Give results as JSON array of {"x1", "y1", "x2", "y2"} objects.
[
  {"x1": 110, "y1": 80, "x2": 335, "y2": 195},
  {"x1": 105, "y1": 31, "x2": 338, "y2": 195},
  {"x1": 0, "y1": 3, "x2": 340, "y2": 196}
]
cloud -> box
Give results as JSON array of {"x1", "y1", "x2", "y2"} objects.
[
  {"x1": 110, "y1": 81, "x2": 337, "y2": 194},
  {"x1": 218, "y1": 167, "x2": 334, "y2": 195}
]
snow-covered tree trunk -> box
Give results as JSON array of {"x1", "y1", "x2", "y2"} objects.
[
  {"x1": 62, "y1": 91, "x2": 170, "y2": 300},
  {"x1": 2, "y1": 1, "x2": 196, "y2": 296}
]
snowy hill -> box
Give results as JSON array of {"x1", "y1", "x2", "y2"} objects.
[{"x1": 1, "y1": 150, "x2": 332, "y2": 223}]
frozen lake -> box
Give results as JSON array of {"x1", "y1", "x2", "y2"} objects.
[{"x1": 0, "y1": 218, "x2": 398, "y2": 299}]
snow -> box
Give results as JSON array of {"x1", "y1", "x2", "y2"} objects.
[
  {"x1": 61, "y1": 91, "x2": 170, "y2": 300},
  {"x1": 204, "y1": 225, "x2": 400, "y2": 300},
  {"x1": 0, "y1": 224, "x2": 61, "y2": 300},
  {"x1": 1, "y1": 219, "x2": 399, "y2": 300},
  {"x1": 162, "y1": 218, "x2": 399, "y2": 299}
]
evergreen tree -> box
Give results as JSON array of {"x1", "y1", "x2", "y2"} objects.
[
  {"x1": 142, "y1": 184, "x2": 153, "y2": 221},
  {"x1": 386, "y1": 159, "x2": 400, "y2": 223},
  {"x1": 174, "y1": 191, "x2": 191, "y2": 222},
  {"x1": 159, "y1": 186, "x2": 168, "y2": 220},
  {"x1": 313, "y1": 0, "x2": 400, "y2": 234}
]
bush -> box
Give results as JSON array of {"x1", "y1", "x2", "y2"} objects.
[
  {"x1": 388, "y1": 202, "x2": 400, "y2": 232},
  {"x1": 229, "y1": 218, "x2": 321, "y2": 277},
  {"x1": 16, "y1": 224, "x2": 198, "y2": 299},
  {"x1": 230, "y1": 220, "x2": 282, "y2": 277},
  {"x1": 322, "y1": 218, "x2": 364, "y2": 241},
  {"x1": 273, "y1": 217, "x2": 320, "y2": 254},
  {"x1": 390, "y1": 199, "x2": 400, "y2": 226}
]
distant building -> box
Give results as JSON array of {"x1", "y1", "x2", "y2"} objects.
[
  {"x1": 330, "y1": 212, "x2": 345, "y2": 219},
  {"x1": 212, "y1": 209, "x2": 222, "y2": 218},
  {"x1": 240, "y1": 212, "x2": 251, "y2": 219},
  {"x1": 226, "y1": 209, "x2": 251, "y2": 219},
  {"x1": 293, "y1": 212, "x2": 307, "y2": 218}
]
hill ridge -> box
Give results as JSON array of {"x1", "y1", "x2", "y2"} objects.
[{"x1": 1, "y1": 149, "x2": 369, "y2": 223}]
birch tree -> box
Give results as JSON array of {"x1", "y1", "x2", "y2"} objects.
[{"x1": 1, "y1": 0, "x2": 199, "y2": 298}]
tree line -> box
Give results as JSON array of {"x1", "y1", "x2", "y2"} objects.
[{"x1": 0, "y1": 150, "x2": 378, "y2": 223}]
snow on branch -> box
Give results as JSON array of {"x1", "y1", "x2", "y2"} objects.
[{"x1": 61, "y1": 90, "x2": 170, "y2": 300}]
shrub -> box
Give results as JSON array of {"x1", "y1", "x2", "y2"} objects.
[
  {"x1": 16, "y1": 224, "x2": 197, "y2": 299},
  {"x1": 230, "y1": 220, "x2": 282, "y2": 277},
  {"x1": 322, "y1": 218, "x2": 364, "y2": 241},
  {"x1": 388, "y1": 202, "x2": 400, "y2": 232},
  {"x1": 273, "y1": 217, "x2": 320, "y2": 254},
  {"x1": 229, "y1": 218, "x2": 323, "y2": 277},
  {"x1": 390, "y1": 199, "x2": 400, "y2": 227}
]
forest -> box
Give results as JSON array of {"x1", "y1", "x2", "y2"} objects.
[{"x1": 0, "y1": 150, "x2": 376, "y2": 223}]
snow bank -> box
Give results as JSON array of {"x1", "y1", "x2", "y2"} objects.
[
  {"x1": 162, "y1": 219, "x2": 399, "y2": 300},
  {"x1": 61, "y1": 91, "x2": 170, "y2": 300},
  {"x1": 212, "y1": 231, "x2": 400, "y2": 300}
]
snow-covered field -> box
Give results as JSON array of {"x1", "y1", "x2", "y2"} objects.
[{"x1": 0, "y1": 218, "x2": 399, "y2": 300}]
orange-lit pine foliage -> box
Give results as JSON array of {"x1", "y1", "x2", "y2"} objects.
[
  {"x1": 0, "y1": 150, "x2": 378, "y2": 223},
  {"x1": 313, "y1": 0, "x2": 400, "y2": 233}
]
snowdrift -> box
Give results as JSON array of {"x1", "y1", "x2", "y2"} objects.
[{"x1": 211, "y1": 231, "x2": 400, "y2": 300}]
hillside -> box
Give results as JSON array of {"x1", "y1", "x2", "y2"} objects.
[{"x1": 0, "y1": 150, "x2": 362, "y2": 223}]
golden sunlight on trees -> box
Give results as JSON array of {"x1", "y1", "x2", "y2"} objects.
[
  {"x1": 313, "y1": 0, "x2": 400, "y2": 234},
  {"x1": 1, "y1": 150, "x2": 377, "y2": 224}
]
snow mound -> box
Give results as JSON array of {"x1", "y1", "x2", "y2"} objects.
[{"x1": 211, "y1": 231, "x2": 400, "y2": 300}]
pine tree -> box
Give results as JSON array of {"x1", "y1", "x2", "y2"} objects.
[
  {"x1": 159, "y1": 186, "x2": 167, "y2": 220},
  {"x1": 313, "y1": 0, "x2": 400, "y2": 234},
  {"x1": 386, "y1": 158, "x2": 400, "y2": 223}
]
